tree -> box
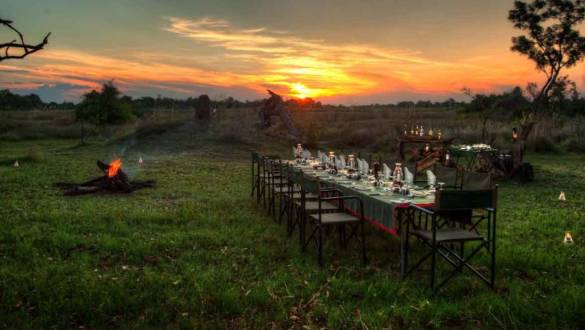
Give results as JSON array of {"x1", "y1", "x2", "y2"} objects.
[
  {"x1": 463, "y1": 87, "x2": 531, "y2": 142},
  {"x1": 76, "y1": 82, "x2": 135, "y2": 125},
  {"x1": 0, "y1": 18, "x2": 50, "y2": 62},
  {"x1": 509, "y1": 0, "x2": 585, "y2": 137}
]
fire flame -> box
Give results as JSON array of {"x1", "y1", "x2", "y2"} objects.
[{"x1": 108, "y1": 159, "x2": 122, "y2": 178}]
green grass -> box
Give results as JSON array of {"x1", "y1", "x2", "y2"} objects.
[{"x1": 1, "y1": 128, "x2": 585, "y2": 329}]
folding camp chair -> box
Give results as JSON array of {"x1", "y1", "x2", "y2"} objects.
[
  {"x1": 251, "y1": 152, "x2": 262, "y2": 200},
  {"x1": 299, "y1": 174, "x2": 367, "y2": 267},
  {"x1": 404, "y1": 187, "x2": 497, "y2": 293},
  {"x1": 432, "y1": 164, "x2": 463, "y2": 190},
  {"x1": 461, "y1": 171, "x2": 493, "y2": 190},
  {"x1": 282, "y1": 167, "x2": 322, "y2": 243}
]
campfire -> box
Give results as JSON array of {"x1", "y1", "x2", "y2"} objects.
[{"x1": 56, "y1": 159, "x2": 154, "y2": 196}]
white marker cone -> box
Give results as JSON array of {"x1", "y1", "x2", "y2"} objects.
[
  {"x1": 559, "y1": 192, "x2": 566, "y2": 201},
  {"x1": 564, "y1": 232, "x2": 574, "y2": 244},
  {"x1": 138, "y1": 156, "x2": 144, "y2": 165},
  {"x1": 13, "y1": 160, "x2": 19, "y2": 167}
]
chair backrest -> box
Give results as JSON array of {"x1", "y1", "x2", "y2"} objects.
[
  {"x1": 435, "y1": 187, "x2": 497, "y2": 211},
  {"x1": 289, "y1": 167, "x2": 303, "y2": 185},
  {"x1": 300, "y1": 173, "x2": 320, "y2": 194},
  {"x1": 279, "y1": 161, "x2": 290, "y2": 185},
  {"x1": 433, "y1": 164, "x2": 461, "y2": 188},
  {"x1": 266, "y1": 158, "x2": 280, "y2": 174},
  {"x1": 461, "y1": 171, "x2": 493, "y2": 190}
]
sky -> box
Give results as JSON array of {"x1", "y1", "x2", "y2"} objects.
[{"x1": 1, "y1": 0, "x2": 584, "y2": 104}]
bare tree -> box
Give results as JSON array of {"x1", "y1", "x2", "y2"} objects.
[{"x1": 0, "y1": 18, "x2": 50, "y2": 62}]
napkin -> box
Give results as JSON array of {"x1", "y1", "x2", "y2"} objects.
[
  {"x1": 339, "y1": 155, "x2": 346, "y2": 168},
  {"x1": 318, "y1": 151, "x2": 327, "y2": 164},
  {"x1": 357, "y1": 159, "x2": 363, "y2": 172},
  {"x1": 303, "y1": 150, "x2": 311, "y2": 159},
  {"x1": 292, "y1": 146, "x2": 297, "y2": 157},
  {"x1": 362, "y1": 159, "x2": 369, "y2": 174},
  {"x1": 426, "y1": 170, "x2": 436, "y2": 186},
  {"x1": 383, "y1": 163, "x2": 391, "y2": 180},
  {"x1": 404, "y1": 167, "x2": 414, "y2": 185}
]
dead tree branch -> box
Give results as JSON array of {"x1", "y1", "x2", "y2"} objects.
[{"x1": 0, "y1": 18, "x2": 50, "y2": 62}]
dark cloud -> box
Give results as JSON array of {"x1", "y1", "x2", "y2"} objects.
[{"x1": 11, "y1": 83, "x2": 88, "y2": 103}]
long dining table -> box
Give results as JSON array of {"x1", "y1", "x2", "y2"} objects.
[{"x1": 289, "y1": 162, "x2": 435, "y2": 276}]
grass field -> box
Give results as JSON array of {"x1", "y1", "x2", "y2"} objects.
[{"x1": 1, "y1": 124, "x2": 585, "y2": 329}]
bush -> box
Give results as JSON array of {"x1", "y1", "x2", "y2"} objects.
[
  {"x1": 338, "y1": 128, "x2": 378, "y2": 149},
  {"x1": 25, "y1": 146, "x2": 46, "y2": 162},
  {"x1": 76, "y1": 82, "x2": 136, "y2": 125},
  {"x1": 563, "y1": 137, "x2": 585, "y2": 153},
  {"x1": 304, "y1": 123, "x2": 322, "y2": 149},
  {"x1": 528, "y1": 136, "x2": 561, "y2": 153}
]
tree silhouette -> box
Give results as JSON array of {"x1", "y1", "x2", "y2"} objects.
[
  {"x1": 508, "y1": 0, "x2": 585, "y2": 139},
  {"x1": 0, "y1": 18, "x2": 50, "y2": 62},
  {"x1": 76, "y1": 82, "x2": 135, "y2": 125},
  {"x1": 509, "y1": 0, "x2": 585, "y2": 107}
]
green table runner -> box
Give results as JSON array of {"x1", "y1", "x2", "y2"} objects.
[{"x1": 293, "y1": 165, "x2": 435, "y2": 233}]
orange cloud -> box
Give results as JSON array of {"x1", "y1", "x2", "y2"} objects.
[
  {"x1": 166, "y1": 16, "x2": 584, "y2": 100},
  {"x1": 2, "y1": 16, "x2": 582, "y2": 103}
]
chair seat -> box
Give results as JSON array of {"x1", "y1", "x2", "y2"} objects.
[
  {"x1": 273, "y1": 186, "x2": 300, "y2": 194},
  {"x1": 309, "y1": 212, "x2": 361, "y2": 224},
  {"x1": 296, "y1": 200, "x2": 338, "y2": 212},
  {"x1": 290, "y1": 192, "x2": 318, "y2": 200},
  {"x1": 412, "y1": 228, "x2": 483, "y2": 243},
  {"x1": 260, "y1": 173, "x2": 283, "y2": 179}
]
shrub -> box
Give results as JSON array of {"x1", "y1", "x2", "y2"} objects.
[
  {"x1": 563, "y1": 137, "x2": 585, "y2": 153},
  {"x1": 76, "y1": 82, "x2": 136, "y2": 125},
  {"x1": 25, "y1": 146, "x2": 45, "y2": 162},
  {"x1": 304, "y1": 123, "x2": 322, "y2": 149},
  {"x1": 528, "y1": 136, "x2": 561, "y2": 153},
  {"x1": 338, "y1": 128, "x2": 378, "y2": 149}
]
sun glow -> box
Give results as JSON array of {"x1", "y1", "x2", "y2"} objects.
[
  {"x1": 4, "y1": 16, "x2": 584, "y2": 103},
  {"x1": 291, "y1": 83, "x2": 314, "y2": 99}
]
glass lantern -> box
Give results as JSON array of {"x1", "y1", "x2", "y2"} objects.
[{"x1": 393, "y1": 162, "x2": 403, "y2": 183}]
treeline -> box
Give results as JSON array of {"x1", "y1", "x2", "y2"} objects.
[
  {"x1": 464, "y1": 82, "x2": 585, "y2": 119},
  {"x1": 0, "y1": 89, "x2": 75, "y2": 110},
  {"x1": 0, "y1": 88, "x2": 262, "y2": 111},
  {"x1": 0, "y1": 88, "x2": 468, "y2": 111},
  {"x1": 1, "y1": 85, "x2": 583, "y2": 118}
]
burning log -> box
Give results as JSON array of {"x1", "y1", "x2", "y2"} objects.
[{"x1": 55, "y1": 159, "x2": 154, "y2": 196}]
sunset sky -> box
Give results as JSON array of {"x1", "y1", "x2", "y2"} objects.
[{"x1": 2, "y1": 0, "x2": 584, "y2": 104}]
